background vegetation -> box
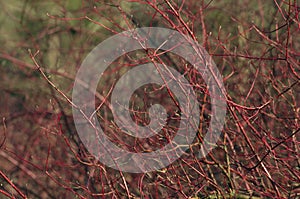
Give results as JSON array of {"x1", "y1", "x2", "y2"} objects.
[{"x1": 0, "y1": 0, "x2": 299, "y2": 198}]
